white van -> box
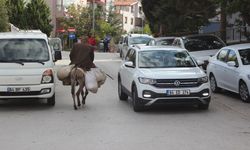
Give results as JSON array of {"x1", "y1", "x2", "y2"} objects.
[{"x1": 0, "y1": 32, "x2": 62, "y2": 106}]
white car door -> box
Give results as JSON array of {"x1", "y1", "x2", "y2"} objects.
[
  {"x1": 212, "y1": 49, "x2": 229, "y2": 88},
  {"x1": 122, "y1": 49, "x2": 137, "y2": 92},
  {"x1": 224, "y1": 49, "x2": 240, "y2": 92}
]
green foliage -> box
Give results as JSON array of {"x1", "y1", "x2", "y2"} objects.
[
  {"x1": 0, "y1": 0, "x2": 9, "y2": 32},
  {"x1": 142, "y1": 0, "x2": 217, "y2": 35},
  {"x1": 6, "y1": 0, "x2": 27, "y2": 29},
  {"x1": 26, "y1": 0, "x2": 53, "y2": 36},
  {"x1": 61, "y1": 4, "x2": 92, "y2": 37},
  {"x1": 143, "y1": 23, "x2": 152, "y2": 35}
]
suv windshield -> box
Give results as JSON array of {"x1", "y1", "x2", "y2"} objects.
[
  {"x1": 129, "y1": 36, "x2": 152, "y2": 45},
  {"x1": 183, "y1": 36, "x2": 225, "y2": 51},
  {"x1": 138, "y1": 50, "x2": 196, "y2": 68},
  {"x1": 0, "y1": 39, "x2": 49, "y2": 62},
  {"x1": 239, "y1": 49, "x2": 250, "y2": 65}
]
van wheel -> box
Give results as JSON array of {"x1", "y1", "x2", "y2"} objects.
[
  {"x1": 239, "y1": 81, "x2": 250, "y2": 103},
  {"x1": 210, "y1": 74, "x2": 220, "y2": 93},
  {"x1": 47, "y1": 94, "x2": 55, "y2": 106},
  {"x1": 120, "y1": 51, "x2": 122, "y2": 58}
]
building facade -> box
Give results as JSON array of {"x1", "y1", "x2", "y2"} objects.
[{"x1": 114, "y1": 0, "x2": 144, "y2": 33}]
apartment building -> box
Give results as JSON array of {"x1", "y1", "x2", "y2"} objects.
[{"x1": 114, "y1": 0, "x2": 144, "y2": 33}]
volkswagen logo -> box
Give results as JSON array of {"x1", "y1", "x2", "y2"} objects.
[{"x1": 174, "y1": 80, "x2": 181, "y2": 87}]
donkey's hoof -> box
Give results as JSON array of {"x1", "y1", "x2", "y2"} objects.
[
  {"x1": 82, "y1": 100, "x2": 85, "y2": 105},
  {"x1": 74, "y1": 106, "x2": 77, "y2": 110}
]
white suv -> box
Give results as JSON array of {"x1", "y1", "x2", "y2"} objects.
[
  {"x1": 118, "y1": 45, "x2": 211, "y2": 111},
  {"x1": 120, "y1": 34, "x2": 153, "y2": 58}
]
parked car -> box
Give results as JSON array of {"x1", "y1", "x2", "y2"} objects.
[
  {"x1": 207, "y1": 43, "x2": 250, "y2": 102},
  {"x1": 118, "y1": 34, "x2": 126, "y2": 54},
  {"x1": 147, "y1": 37, "x2": 176, "y2": 46},
  {"x1": 120, "y1": 34, "x2": 153, "y2": 58},
  {"x1": 0, "y1": 31, "x2": 62, "y2": 105},
  {"x1": 118, "y1": 45, "x2": 211, "y2": 112},
  {"x1": 172, "y1": 34, "x2": 226, "y2": 70}
]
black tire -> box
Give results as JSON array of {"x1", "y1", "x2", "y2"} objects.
[
  {"x1": 120, "y1": 50, "x2": 122, "y2": 58},
  {"x1": 198, "y1": 103, "x2": 209, "y2": 110},
  {"x1": 47, "y1": 94, "x2": 55, "y2": 106},
  {"x1": 118, "y1": 78, "x2": 128, "y2": 101},
  {"x1": 239, "y1": 81, "x2": 250, "y2": 103},
  {"x1": 132, "y1": 85, "x2": 143, "y2": 112},
  {"x1": 210, "y1": 74, "x2": 220, "y2": 93}
]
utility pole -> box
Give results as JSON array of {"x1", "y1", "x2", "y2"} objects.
[{"x1": 92, "y1": 0, "x2": 95, "y2": 36}]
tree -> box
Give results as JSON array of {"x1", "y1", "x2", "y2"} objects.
[
  {"x1": 61, "y1": 4, "x2": 92, "y2": 37},
  {"x1": 227, "y1": 0, "x2": 250, "y2": 40},
  {"x1": 6, "y1": 0, "x2": 27, "y2": 29},
  {"x1": 0, "y1": 0, "x2": 9, "y2": 32},
  {"x1": 142, "y1": 0, "x2": 217, "y2": 36},
  {"x1": 26, "y1": 0, "x2": 53, "y2": 36}
]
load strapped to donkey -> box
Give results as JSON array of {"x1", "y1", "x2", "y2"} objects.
[{"x1": 57, "y1": 65, "x2": 107, "y2": 93}]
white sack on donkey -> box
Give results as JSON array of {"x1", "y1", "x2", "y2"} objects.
[
  {"x1": 85, "y1": 68, "x2": 107, "y2": 93},
  {"x1": 91, "y1": 68, "x2": 107, "y2": 87},
  {"x1": 85, "y1": 70, "x2": 98, "y2": 93}
]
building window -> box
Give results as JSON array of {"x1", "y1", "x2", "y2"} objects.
[
  {"x1": 131, "y1": 5, "x2": 134, "y2": 13},
  {"x1": 131, "y1": 18, "x2": 134, "y2": 25},
  {"x1": 57, "y1": 0, "x2": 62, "y2": 11},
  {"x1": 125, "y1": 17, "x2": 128, "y2": 24},
  {"x1": 139, "y1": 6, "x2": 142, "y2": 14}
]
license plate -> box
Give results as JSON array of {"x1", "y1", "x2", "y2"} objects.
[
  {"x1": 7, "y1": 87, "x2": 30, "y2": 92},
  {"x1": 166, "y1": 90, "x2": 190, "y2": 96}
]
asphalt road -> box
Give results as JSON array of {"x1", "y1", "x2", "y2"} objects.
[{"x1": 0, "y1": 52, "x2": 250, "y2": 150}]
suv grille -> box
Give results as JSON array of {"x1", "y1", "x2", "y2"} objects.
[{"x1": 153, "y1": 78, "x2": 201, "y2": 88}]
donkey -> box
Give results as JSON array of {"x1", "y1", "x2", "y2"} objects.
[{"x1": 70, "y1": 66, "x2": 89, "y2": 110}]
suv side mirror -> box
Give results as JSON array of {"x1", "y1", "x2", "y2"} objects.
[
  {"x1": 227, "y1": 61, "x2": 237, "y2": 67},
  {"x1": 196, "y1": 60, "x2": 204, "y2": 66},
  {"x1": 124, "y1": 61, "x2": 134, "y2": 68}
]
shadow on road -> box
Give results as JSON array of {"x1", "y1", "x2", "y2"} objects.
[{"x1": 0, "y1": 99, "x2": 53, "y2": 111}]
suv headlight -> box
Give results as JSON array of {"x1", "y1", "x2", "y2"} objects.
[
  {"x1": 138, "y1": 77, "x2": 157, "y2": 85},
  {"x1": 41, "y1": 69, "x2": 53, "y2": 84},
  {"x1": 198, "y1": 76, "x2": 208, "y2": 84}
]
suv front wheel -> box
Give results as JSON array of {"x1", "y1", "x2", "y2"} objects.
[
  {"x1": 118, "y1": 77, "x2": 128, "y2": 101},
  {"x1": 132, "y1": 85, "x2": 144, "y2": 112}
]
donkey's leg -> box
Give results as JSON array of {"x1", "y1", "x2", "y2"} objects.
[
  {"x1": 82, "y1": 88, "x2": 88, "y2": 105},
  {"x1": 76, "y1": 79, "x2": 84, "y2": 107},
  {"x1": 71, "y1": 81, "x2": 77, "y2": 110}
]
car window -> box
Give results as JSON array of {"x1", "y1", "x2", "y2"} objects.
[
  {"x1": 0, "y1": 39, "x2": 49, "y2": 62},
  {"x1": 148, "y1": 39, "x2": 156, "y2": 46},
  {"x1": 217, "y1": 49, "x2": 228, "y2": 62},
  {"x1": 128, "y1": 36, "x2": 152, "y2": 45},
  {"x1": 183, "y1": 36, "x2": 225, "y2": 51},
  {"x1": 125, "y1": 49, "x2": 136, "y2": 66},
  {"x1": 138, "y1": 50, "x2": 196, "y2": 68},
  {"x1": 239, "y1": 48, "x2": 250, "y2": 65},
  {"x1": 157, "y1": 39, "x2": 174, "y2": 46},
  {"x1": 227, "y1": 50, "x2": 238, "y2": 65}
]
